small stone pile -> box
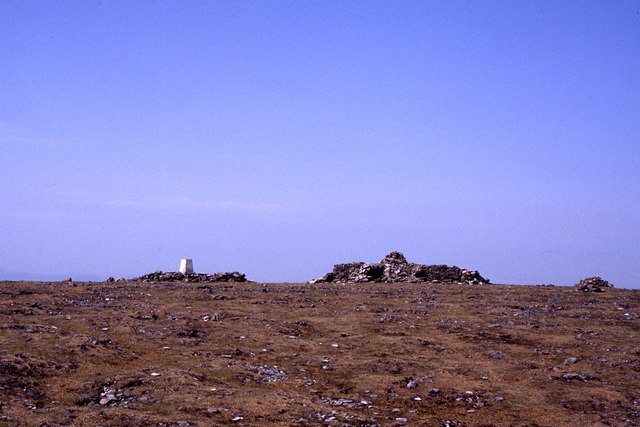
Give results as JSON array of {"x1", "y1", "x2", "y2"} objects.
[
  {"x1": 575, "y1": 276, "x2": 614, "y2": 292},
  {"x1": 134, "y1": 271, "x2": 248, "y2": 283},
  {"x1": 309, "y1": 251, "x2": 489, "y2": 284}
]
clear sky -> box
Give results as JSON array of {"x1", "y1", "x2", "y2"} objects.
[{"x1": 1, "y1": 1, "x2": 639, "y2": 287}]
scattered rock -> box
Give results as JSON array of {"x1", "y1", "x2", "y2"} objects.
[
  {"x1": 406, "y1": 377, "x2": 421, "y2": 389},
  {"x1": 177, "y1": 329, "x2": 201, "y2": 338},
  {"x1": 308, "y1": 251, "x2": 489, "y2": 284},
  {"x1": 87, "y1": 382, "x2": 141, "y2": 408},
  {"x1": 490, "y1": 351, "x2": 505, "y2": 360},
  {"x1": 562, "y1": 357, "x2": 578, "y2": 365},
  {"x1": 575, "y1": 276, "x2": 614, "y2": 292},
  {"x1": 560, "y1": 372, "x2": 597, "y2": 381},
  {"x1": 320, "y1": 397, "x2": 369, "y2": 408},
  {"x1": 248, "y1": 365, "x2": 287, "y2": 383}
]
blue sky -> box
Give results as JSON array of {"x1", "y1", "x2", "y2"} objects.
[{"x1": 1, "y1": 1, "x2": 639, "y2": 287}]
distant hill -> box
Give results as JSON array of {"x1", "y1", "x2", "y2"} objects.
[{"x1": 0, "y1": 268, "x2": 103, "y2": 282}]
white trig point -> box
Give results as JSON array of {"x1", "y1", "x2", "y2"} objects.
[{"x1": 179, "y1": 259, "x2": 193, "y2": 274}]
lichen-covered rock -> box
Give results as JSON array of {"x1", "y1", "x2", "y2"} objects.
[
  {"x1": 309, "y1": 251, "x2": 489, "y2": 284},
  {"x1": 575, "y1": 276, "x2": 613, "y2": 292}
]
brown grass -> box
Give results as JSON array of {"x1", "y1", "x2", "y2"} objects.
[{"x1": 0, "y1": 280, "x2": 638, "y2": 426}]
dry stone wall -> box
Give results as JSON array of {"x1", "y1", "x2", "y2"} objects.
[
  {"x1": 134, "y1": 271, "x2": 248, "y2": 283},
  {"x1": 309, "y1": 251, "x2": 489, "y2": 285}
]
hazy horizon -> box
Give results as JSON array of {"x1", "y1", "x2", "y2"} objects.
[{"x1": 1, "y1": 1, "x2": 639, "y2": 288}]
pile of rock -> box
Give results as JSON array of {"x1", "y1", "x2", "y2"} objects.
[
  {"x1": 309, "y1": 251, "x2": 489, "y2": 285},
  {"x1": 134, "y1": 271, "x2": 248, "y2": 283},
  {"x1": 575, "y1": 276, "x2": 614, "y2": 292}
]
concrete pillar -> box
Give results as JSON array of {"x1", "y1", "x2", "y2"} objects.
[{"x1": 179, "y1": 259, "x2": 193, "y2": 274}]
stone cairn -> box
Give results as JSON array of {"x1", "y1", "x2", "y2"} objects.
[
  {"x1": 309, "y1": 251, "x2": 489, "y2": 285},
  {"x1": 134, "y1": 271, "x2": 248, "y2": 283},
  {"x1": 575, "y1": 276, "x2": 614, "y2": 292}
]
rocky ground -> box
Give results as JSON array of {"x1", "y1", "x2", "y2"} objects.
[{"x1": 0, "y1": 280, "x2": 638, "y2": 426}]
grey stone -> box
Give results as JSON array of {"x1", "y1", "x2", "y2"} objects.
[
  {"x1": 134, "y1": 270, "x2": 249, "y2": 283},
  {"x1": 561, "y1": 372, "x2": 597, "y2": 381},
  {"x1": 406, "y1": 377, "x2": 421, "y2": 389},
  {"x1": 575, "y1": 276, "x2": 614, "y2": 292},
  {"x1": 308, "y1": 251, "x2": 489, "y2": 284}
]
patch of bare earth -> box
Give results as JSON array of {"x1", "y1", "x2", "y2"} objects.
[{"x1": 0, "y1": 281, "x2": 638, "y2": 426}]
